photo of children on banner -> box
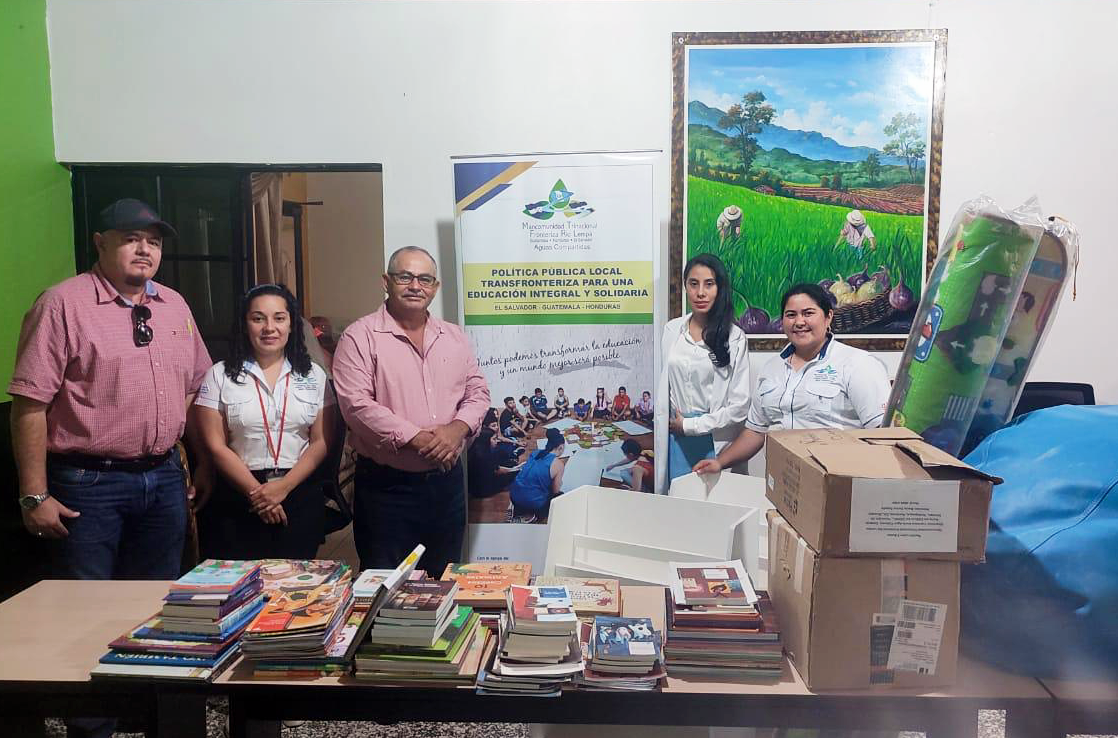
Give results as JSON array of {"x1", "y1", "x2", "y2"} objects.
[
  {"x1": 554, "y1": 388, "x2": 570, "y2": 418},
  {"x1": 467, "y1": 385, "x2": 656, "y2": 523},
  {"x1": 519, "y1": 396, "x2": 539, "y2": 431},
  {"x1": 499, "y1": 396, "x2": 528, "y2": 440},
  {"x1": 529, "y1": 387, "x2": 557, "y2": 423},
  {"x1": 593, "y1": 387, "x2": 611, "y2": 419}
]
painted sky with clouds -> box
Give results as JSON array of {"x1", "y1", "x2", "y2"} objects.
[{"x1": 688, "y1": 44, "x2": 935, "y2": 151}]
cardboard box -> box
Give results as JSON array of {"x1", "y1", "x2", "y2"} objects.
[
  {"x1": 768, "y1": 511, "x2": 960, "y2": 690},
  {"x1": 764, "y1": 427, "x2": 998, "y2": 562}
]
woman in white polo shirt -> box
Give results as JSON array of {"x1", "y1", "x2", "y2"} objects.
[
  {"x1": 694, "y1": 282, "x2": 891, "y2": 475},
  {"x1": 653, "y1": 253, "x2": 751, "y2": 492},
  {"x1": 195, "y1": 283, "x2": 333, "y2": 560}
]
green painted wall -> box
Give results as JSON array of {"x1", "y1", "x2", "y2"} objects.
[{"x1": 0, "y1": 0, "x2": 74, "y2": 400}]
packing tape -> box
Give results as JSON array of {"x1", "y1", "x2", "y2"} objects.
[
  {"x1": 793, "y1": 537, "x2": 809, "y2": 594},
  {"x1": 881, "y1": 559, "x2": 907, "y2": 615}
]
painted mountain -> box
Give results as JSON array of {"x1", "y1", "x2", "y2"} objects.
[{"x1": 688, "y1": 100, "x2": 906, "y2": 166}]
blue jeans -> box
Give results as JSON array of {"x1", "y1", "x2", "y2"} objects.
[
  {"x1": 353, "y1": 457, "x2": 465, "y2": 578},
  {"x1": 46, "y1": 456, "x2": 188, "y2": 580},
  {"x1": 46, "y1": 455, "x2": 187, "y2": 738}
]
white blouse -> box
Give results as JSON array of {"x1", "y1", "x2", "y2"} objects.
[
  {"x1": 745, "y1": 337, "x2": 890, "y2": 432},
  {"x1": 195, "y1": 359, "x2": 332, "y2": 471},
  {"x1": 653, "y1": 314, "x2": 751, "y2": 492}
]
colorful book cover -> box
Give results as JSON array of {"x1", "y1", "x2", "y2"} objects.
[
  {"x1": 534, "y1": 576, "x2": 620, "y2": 616},
  {"x1": 257, "y1": 559, "x2": 350, "y2": 593},
  {"x1": 383, "y1": 580, "x2": 457, "y2": 614},
  {"x1": 440, "y1": 562, "x2": 532, "y2": 604},
  {"x1": 591, "y1": 616, "x2": 661, "y2": 660},
  {"x1": 109, "y1": 616, "x2": 240, "y2": 657},
  {"x1": 507, "y1": 585, "x2": 577, "y2": 625},
  {"x1": 171, "y1": 560, "x2": 260, "y2": 592},
  {"x1": 246, "y1": 581, "x2": 351, "y2": 635},
  {"x1": 669, "y1": 560, "x2": 757, "y2": 606},
  {"x1": 99, "y1": 650, "x2": 227, "y2": 668},
  {"x1": 160, "y1": 594, "x2": 265, "y2": 636}
]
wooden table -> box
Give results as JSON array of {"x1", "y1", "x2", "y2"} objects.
[
  {"x1": 0, "y1": 579, "x2": 208, "y2": 738},
  {"x1": 3, "y1": 580, "x2": 1107, "y2": 738},
  {"x1": 218, "y1": 586, "x2": 1058, "y2": 738},
  {"x1": 1040, "y1": 677, "x2": 1118, "y2": 737}
]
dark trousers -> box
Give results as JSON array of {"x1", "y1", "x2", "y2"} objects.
[
  {"x1": 198, "y1": 470, "x2": 324, "y2": 561},
  {"x1": 45, "y1": 455, "x2": 188, "y2": 738},
  {"x1": 353, "y1": 457, "x2": 465, "y2": 578}
]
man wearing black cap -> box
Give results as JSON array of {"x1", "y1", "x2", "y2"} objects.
[{"x1": 10, "y1": 198, "x2": 213, "y2": 734}]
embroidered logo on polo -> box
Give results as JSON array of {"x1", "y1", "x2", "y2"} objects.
[{"x1": 811, "y1": 365, "x2": 842, "y2": 385}]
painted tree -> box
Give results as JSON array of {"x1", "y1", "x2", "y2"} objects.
[
  {"x1": 718, "y1": 91, "x2": 775, "y2": 176},
  {"x1": 882, "y1": 112, "x2": 926, "y2": 183},
  {"x1": 860, "y1": 151, "x2": 882, "y2": 184}
]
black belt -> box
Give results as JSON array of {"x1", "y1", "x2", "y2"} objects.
[
  {"x1": 48, "y1": 450, "x2": 174, "y2": 473},
  {"x1": 356, "y1": 455, "x2": 461, "y2": 481}
]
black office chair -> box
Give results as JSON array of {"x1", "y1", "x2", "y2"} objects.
[{"x1": 1012, "y1": 381, "x2": 1096, "y2": 419}]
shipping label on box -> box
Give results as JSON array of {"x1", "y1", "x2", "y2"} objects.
[
  {"x1": 764, "y1": 428, "x2": 996, "y2": 561},
  {"x1": 849, "y1": 478, "x2": 961, "y2": 553},
  {"x1": 767, "y1": 511, "x2": 959, "y2": 691}
]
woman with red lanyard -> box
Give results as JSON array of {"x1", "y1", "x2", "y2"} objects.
[{"x1": 194, "y1": 284, "x2": 333, "y2": 559}]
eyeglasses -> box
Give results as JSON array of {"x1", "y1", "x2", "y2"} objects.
[
  {"x1": 132, "y1": 305, "x2": 153, "y2": 347},
  {"x1": 387, "y1": 271, "x2": 437, "y2": 287}
]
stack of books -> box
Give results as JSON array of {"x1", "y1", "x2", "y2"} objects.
[
  {"x1": 353, "y1": 544, "x2": 426, "y2": 611},
  {"x1": 365, "y1": 580, "x2": 461, "y2": 646},
  {"x1": 664, "y1": 560, "x2": 782, "y2": 681},
  {"x1": 440, "y1": 562, "x2": 532, "y2": 628},
  {"x1": 476, "y1": 585, "x2": 583, "y2": 696},
  {"x1": 353, "y1": 604, "x2": 489, "y2": 685},
  {"x1": 575, "y1": 615, "x2": 665, "y2": 691},
  {"x1": 240, "y1": 569, "x2": 355, "y2": 672},
  {"x1": 534, "y1": 575, "x2": 621, "y2": 621},
  {"x1": 91, "y1": 560, "x2": 263, "y2": 682}
]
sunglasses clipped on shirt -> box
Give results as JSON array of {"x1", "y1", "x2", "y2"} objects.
[
  {"x1": 387, "y1": 271, "x2": 438, "y2": 287},
  {"x1": 132, "y1": 304, "x2": 154, "y2": 347}
]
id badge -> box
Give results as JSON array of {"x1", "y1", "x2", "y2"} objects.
[{"x1": 264, "y1": 469, "x2": 285, "y2": 481}]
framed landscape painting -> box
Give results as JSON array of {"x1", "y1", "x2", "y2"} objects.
[{"x1": 670, "y1": 30, "x2": 947, "y2": 350}]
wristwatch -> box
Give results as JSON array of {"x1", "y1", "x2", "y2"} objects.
[{"x1": 18, "y1": 492, "x2": 50, "y2": 511}]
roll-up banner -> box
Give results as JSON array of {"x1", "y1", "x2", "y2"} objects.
[{"x1": 452, "y1": 151, "x2": 660, "y2": 569}]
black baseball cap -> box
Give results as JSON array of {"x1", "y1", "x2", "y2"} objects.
[{"x1": 97, "y1": 198, "x2": 177, "y2": 238}]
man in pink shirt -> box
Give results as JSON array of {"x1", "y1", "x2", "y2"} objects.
[
  {"x1": 10, "y1": 199, "x2": 211, "y2": 581},
  {"x1": 333, "y1": 246, "x2": 490, "y2": 575}
]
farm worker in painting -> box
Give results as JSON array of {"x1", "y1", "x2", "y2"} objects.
[
  {"x1": 694, "y1": 283, "x2": 891, "y2": 475},
  {"x1": 716, "y1": 205, "x2": 743, "y2": 244},
  {"x1": 654, "y1": 253, "x2": 751, "y2": 492},
  {"x1": 835, "y1": 209, "x2": 877, "y2": 257}
]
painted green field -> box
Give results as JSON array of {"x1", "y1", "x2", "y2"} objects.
[{"x1": 687, "y1": 176, "x2": 924, "y2": 323}]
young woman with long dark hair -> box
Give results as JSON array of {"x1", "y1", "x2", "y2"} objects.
[
  {"x1": 653, "y1": 253, "x2": 750, "y2": 491},
  {"x1": 194, "y1": 283, "x2": 334, "y2": 559}
]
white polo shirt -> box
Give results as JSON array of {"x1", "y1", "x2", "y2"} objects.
[
  {"x1": 745, "y1": 336, "x2": 890, "y2": 433},
  {"x1": 195, "y1": 359, "x2": 333, "y2": 471}
]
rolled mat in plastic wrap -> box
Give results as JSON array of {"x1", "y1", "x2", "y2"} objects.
[
  {"x1": 885, "y1": 198, "x2": 1047, "y2": 455},
  {"x1": 960, "y1": 217, "x2": 1077, "y2": 454}
]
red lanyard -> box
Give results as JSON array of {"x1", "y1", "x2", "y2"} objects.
[{"x1": 253, "y1": 373, "x2": 290, "y2": 472}]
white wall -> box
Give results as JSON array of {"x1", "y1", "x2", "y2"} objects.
[
  {"x1": 305, "y1": 171, "x2": 385, "y2": 330},
  {"x1": 46, "y1": 0, "x2": 1117, "y2": 401}
]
